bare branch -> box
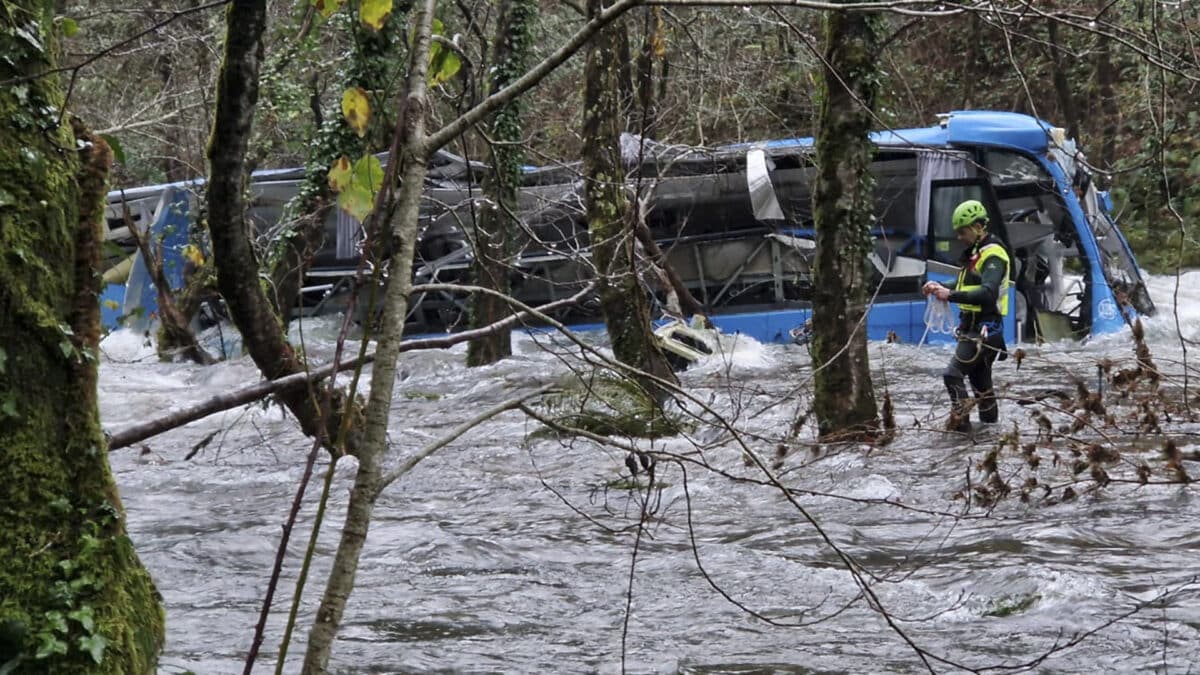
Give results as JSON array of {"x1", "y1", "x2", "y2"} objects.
[{"x1": 380, "y1": 384, "x2": 556, "y2": 488}]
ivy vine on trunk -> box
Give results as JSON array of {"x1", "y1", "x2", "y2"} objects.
[
  {"x1": 467, "y1": 0, "x2": 538, "y2": 366},
  {"x1": 809, "y1": 2, "x2": 881, "y2": 440},
  {"x1": 581, "y1": 0, "x2": 678, "y2": 397}
]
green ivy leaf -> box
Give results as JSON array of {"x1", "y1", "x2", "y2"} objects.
[
  {"x1": 98, "y1": 501, "x2": 121, "y2": 521},
  {"x1": 44, "y1": 612, "x2": 67, "y2": 635},
  {"x1": 78, "y1": 634, "x2": 107, "y2": 664},
  {"x1": 67, "y1": 607, "x2": 95, "y2": 634},
  {"x1": 79, "y1": 534, "x2": 101, "y2": 556},
  {"x1": 0, "y1": 347, "x2": 6, "y2": 373},
  {"x1": 33, "y1": 633, "x2": 67, "y2": 660}
]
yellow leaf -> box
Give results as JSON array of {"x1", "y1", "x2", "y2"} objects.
[
  {"x1": 328, "y1": 156, "x2": 353, "y2": 192},
  {"x1": 312, "y1": 0, "x2": 345, "y2": 19},
  {"x1": 341, "y1": 87, "x2": 371, "y2": 138},
  {"x1": 334, "y1": 155, "x2": 384, "y2": 221},
  {"x1": 338, "y1": 185, "x2": 375, "y2": 223},
  {"x1": 360, "y1": 0, "x2": 393, "y2": 30},
  {"x1": 182, "y1": 244, "x2": 205, "y2": 267}
]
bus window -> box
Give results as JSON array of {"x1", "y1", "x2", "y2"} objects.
[{"x1": 927, "y1": 180, "x2": 1001, "y2": 266}]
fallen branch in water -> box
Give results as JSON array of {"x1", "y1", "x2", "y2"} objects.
[{"x1": 106, "y1": 285, "x2": 594, "y2": 451}]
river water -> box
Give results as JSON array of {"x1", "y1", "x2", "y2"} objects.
[{"x1": 99, "y1": 273, "x2": 1200, "y2": 674}]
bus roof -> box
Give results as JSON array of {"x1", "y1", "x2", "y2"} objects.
[{"x1": 755, "y1": 110, "x2": 1058, "y2": 155}]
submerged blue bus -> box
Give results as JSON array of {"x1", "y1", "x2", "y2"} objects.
[{"x1": 100, "y1": 110, "x2": 1154, "y2": 345}]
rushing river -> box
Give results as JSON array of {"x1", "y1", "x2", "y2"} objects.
[{"x1": 99, "y1": 273, "x2": 1200, "y2": 674}]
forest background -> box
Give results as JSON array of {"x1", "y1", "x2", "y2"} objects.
[{"x1": 67, "y1": 0, "x2": 1199, "y2": 272}]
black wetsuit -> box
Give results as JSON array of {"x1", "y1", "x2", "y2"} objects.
[{"x1": 943, "y1": 233, "x2": 1010, "y2": 430}]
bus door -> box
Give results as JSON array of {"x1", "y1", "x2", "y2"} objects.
[{"x1": 925, "y1": 178, "x2": 1014, "y2": 341}]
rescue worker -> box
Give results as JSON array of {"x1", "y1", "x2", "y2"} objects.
[{"x1": 922, "y1": 199, "x2": 1011, "y2": 433}]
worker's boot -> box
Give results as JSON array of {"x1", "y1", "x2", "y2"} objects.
[
  {"x1": 943, "y1": 375, "x2": 973, "y2": 433},
  {"x1": 976, "y1": 389, "x2": 998, "y2": 424}
]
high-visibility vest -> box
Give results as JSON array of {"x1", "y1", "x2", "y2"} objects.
[{"x1": 955, "y1": 241, "x2": 1011, "y2": 316}]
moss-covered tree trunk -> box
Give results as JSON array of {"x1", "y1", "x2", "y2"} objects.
[
  {"x1": 809, "y1": 3, "x2": 880, "y2": 440},
  {"x1": 0, "y1": 3, "x2": 164, "y2": 671},
  {"x1": 581, "y1": 0, "x2": 677, "y2": 395},
  {"x1": 467, "y1": 0, "x2": 538, "y2": 366},
  {"x1": 206, "y1": 0, "x2": 360, "y2": 452},
  {"x1": 271, "y1": 3, "x2": 406, "y2": 324}
]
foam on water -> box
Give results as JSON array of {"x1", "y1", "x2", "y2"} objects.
[
  {"x1": 1139, "y1": 270, "x2": 1200, "y2": 342},
  {"x1": 687, "y1": 331, "x2": 778, "y2": 375},
  {"x1": 840, "y1": 473, "x2": 902, "y2": 501},
  {"x1": 99, "y1": 328, "x2": 159, "y2": 363}
]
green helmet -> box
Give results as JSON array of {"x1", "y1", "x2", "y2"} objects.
[{"x1": 952, "y1": 199, "x2": 988, "y2": 230}]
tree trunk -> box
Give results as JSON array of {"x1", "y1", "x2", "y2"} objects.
[
  {"x1": 1095, "y1": 0, "x2": 1119, "y2": 181},
  {"x1": 205, "y1": 0, "x2": 359, "y2": 452},
  {"x1": 1045, "y1": 19, "x2": 1080, "y2": 141},
  {"x1": 127, "y1": 211, "x2": 215, "y2": 365},
  {"x1": 467, "y1": 0, "x2": 539, "y2": 366},
  {"x1": 632, "y1": 6, "x2": 663, "y2": 139},
  {"x1": 615, "y1": 17, "x2": 635, "y2": 122},
  {"x1": 0, "y1": 5, "x2": 164, "y2": 671},
  {"x1": 300, "y1": 0, "x2": 438, "y2": 667},
  {"x1": 809, "y1": 3, "x2": 880, "y2": 440},
  {"x1": 582, "y1": 0, "x2": 678, "y2": 395},
  {"x1": 961, "y1": 13, "x2": 982, "y2": 108}
]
